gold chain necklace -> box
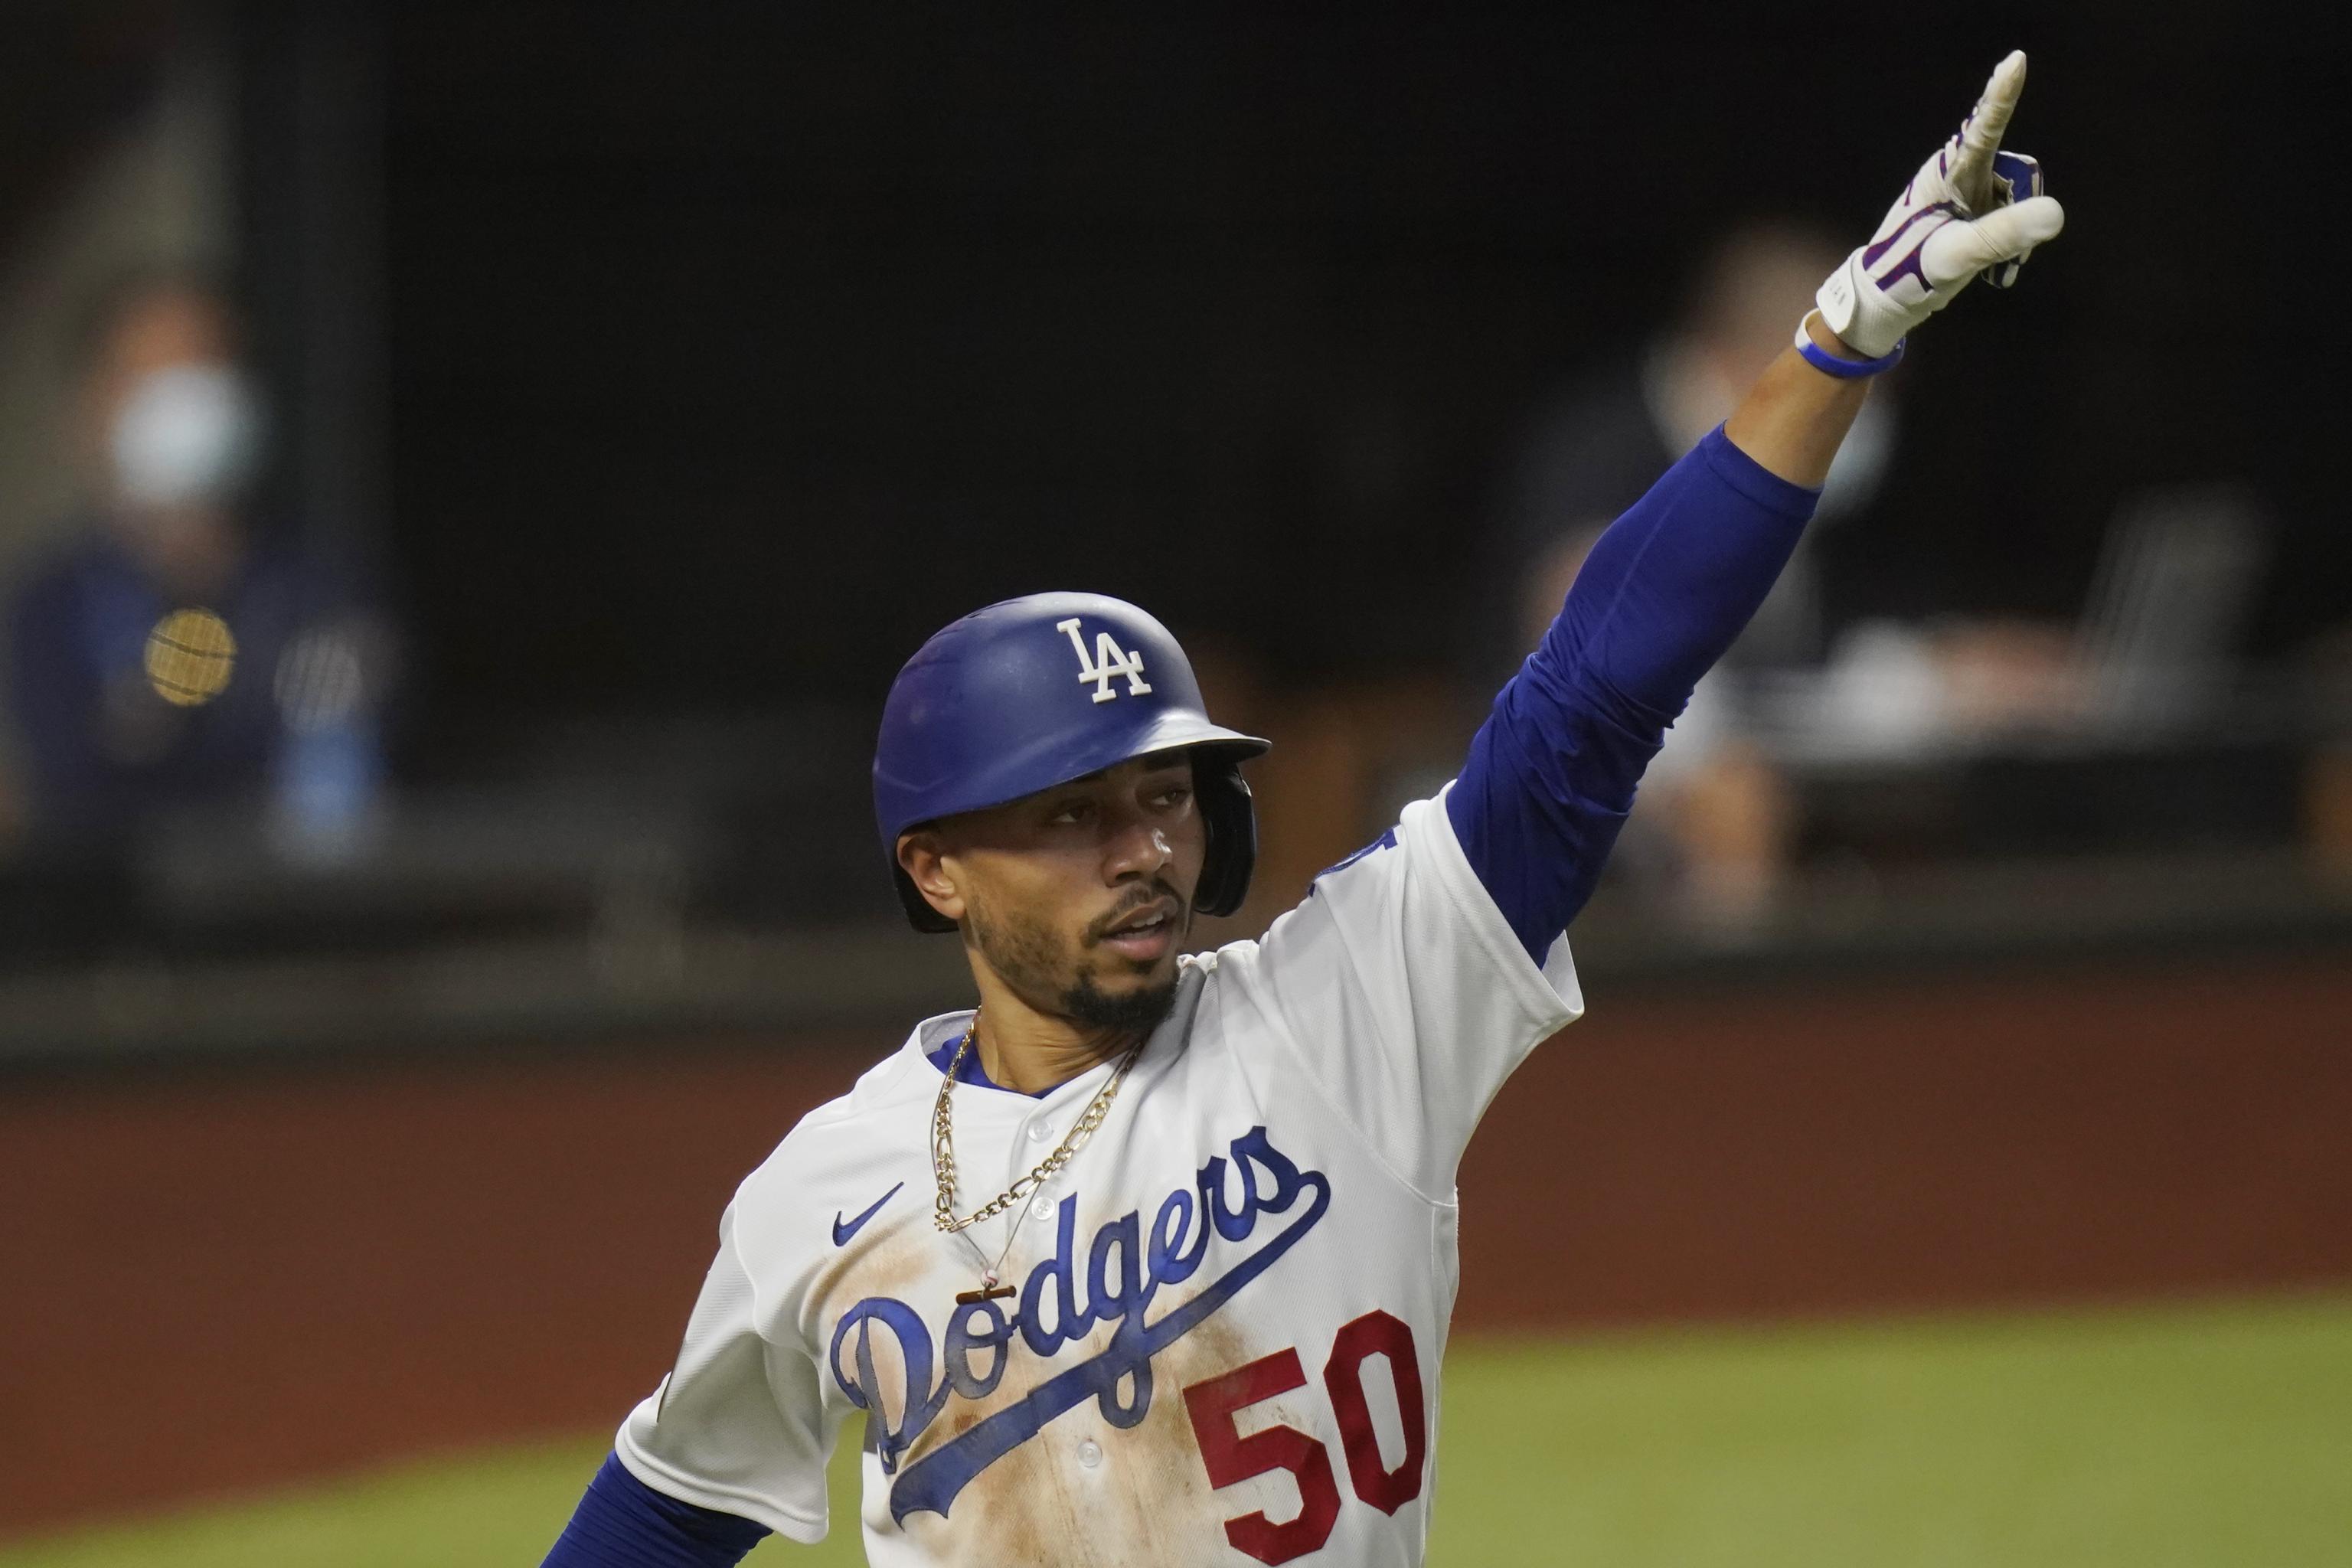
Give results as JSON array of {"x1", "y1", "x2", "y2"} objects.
[{"x1": 931, "y1": 1017, "x2": 1141, "y2": 1304}]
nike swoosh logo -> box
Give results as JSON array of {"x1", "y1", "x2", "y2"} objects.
[{"x1": 833, "y1": 1182, "x2": 904, "y2": 1246}]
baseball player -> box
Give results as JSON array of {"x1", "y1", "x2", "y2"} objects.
[{"x1": 543, "y1": 53, "x2": 2063, "y2": 1566}]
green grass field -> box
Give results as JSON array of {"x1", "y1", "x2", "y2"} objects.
[{"x1": 8, "y1": 1295, "x2": 2350, "y2": 1566}]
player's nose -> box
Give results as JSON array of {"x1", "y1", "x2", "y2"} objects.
[{"x1": 1102, "y1": 816, "x2": 1174, "y2": 883}]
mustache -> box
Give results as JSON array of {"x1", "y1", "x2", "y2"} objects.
[{"x1": 1084, "y1": 879, "x2": 1187, "y2": 945}]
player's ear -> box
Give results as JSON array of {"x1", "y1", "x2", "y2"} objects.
[{"x1": 897, "y1": 828, "x2": 967, "y2": 924}]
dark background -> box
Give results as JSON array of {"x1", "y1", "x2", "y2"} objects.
[
  {"x1": 2, "y1": 4, "x2": 2342, "y2": 973},
  {"x1": 350, "y1": 7, "x2": 2332, "y2": 734}
]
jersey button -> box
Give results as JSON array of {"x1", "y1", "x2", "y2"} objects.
[
  {"x1": 1077, "y1": 1439, "x2": 1102, "y2": 1469},
  {"x1": 1027, "y1": 1123, "x2": 1052, "y2": 1143}
]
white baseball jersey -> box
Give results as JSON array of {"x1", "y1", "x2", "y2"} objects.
[{"x1": 616, "y1": 786, "x2": 1582, "y2": 1565}]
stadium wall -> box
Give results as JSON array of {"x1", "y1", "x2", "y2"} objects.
[{"x1": 3, "y1": 951, "x2": 2347, "y2": 1534}]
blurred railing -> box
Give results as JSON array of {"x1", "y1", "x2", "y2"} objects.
[{"x1": 2, "y1": 688, "x2": 2347, "y2": 1067}]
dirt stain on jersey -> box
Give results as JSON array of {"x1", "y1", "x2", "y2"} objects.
[{"x1": 929, "y1": 1306, "x2": 1253, "y2": 1565}]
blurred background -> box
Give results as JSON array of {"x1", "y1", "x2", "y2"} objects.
[{"x1": 2, "y1": 4, "x2": 2347, "y2": 1564}]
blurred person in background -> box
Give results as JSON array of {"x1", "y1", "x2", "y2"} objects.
[
  {"x1": 1497, "y1": 220, "x2": 1895, "y2": 929},
  {"x1": 1499, "y1": 219, "x2": 2082, "y2": 930},
  {"x1": 2, "y1": 272, "x2": 390, "y2": 874},
  {"x1": 1503, "y1": 220, "x2": 1893, "y2": 665}
]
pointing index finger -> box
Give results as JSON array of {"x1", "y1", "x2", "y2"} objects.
[{"x1": 1952, "y1": 50, "x2": 2028, "y2": 208}]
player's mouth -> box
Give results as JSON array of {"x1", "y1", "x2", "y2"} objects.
[{"x1": 1096, "y1": 898, "x2": 1179, "y2": 962}]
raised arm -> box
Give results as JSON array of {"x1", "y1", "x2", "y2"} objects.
[{"x1": 1451, "y1": 51, "x2": 2066, "y2": 958}]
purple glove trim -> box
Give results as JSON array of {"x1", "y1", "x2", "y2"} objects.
[
  {"x1": 1794, "y1": 321, "x2": 1905, "y2": 379},
  {"x1": 1984, "y1": 150, "x2": 2044, "y2": 289}
]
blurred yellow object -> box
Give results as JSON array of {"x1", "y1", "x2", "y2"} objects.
[{"x1": 143, "y1": 608, "x2": 237, "y2": 707}]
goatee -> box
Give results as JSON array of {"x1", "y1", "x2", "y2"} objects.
[
  {"x1": 1058, "y1": 970, "x2": 1179, "y2": 1037},
  {"x1": 965, "y1": 889, "x2": 1184, "y2": 1042}
]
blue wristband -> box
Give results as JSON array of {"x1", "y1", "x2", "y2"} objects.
[{"x1": 1794, "y1": 315, "x2": 1904, "y2": 378}]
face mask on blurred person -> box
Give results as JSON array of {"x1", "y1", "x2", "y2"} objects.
[{"x1": 108, "y1": 362, "x2": 263, "y2": 508}]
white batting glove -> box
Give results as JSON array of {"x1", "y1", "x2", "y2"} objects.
[{"x1": 1815, "y1": 51, "x2": 2067, "y2": 359}]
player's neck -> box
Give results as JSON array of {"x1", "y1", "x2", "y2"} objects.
[{"x1": 963, "y1": 977, "x2": 1136, "y2": 1096}]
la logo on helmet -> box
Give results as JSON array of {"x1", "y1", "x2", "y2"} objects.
[{"x1": 1057, "y1": 617, "x2": 1153, "y2": 704}]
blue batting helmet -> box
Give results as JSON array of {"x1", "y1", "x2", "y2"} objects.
[{"x1": 874, "y1": 592, "x2": 1269, "y2": 933}]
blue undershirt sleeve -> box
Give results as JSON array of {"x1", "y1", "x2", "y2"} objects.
[
  {"x1": 1449, "y1": 424, "x2": 1821, "y2": 959},
  {"x1": 540, "y1": 1452, "x2": 771, "y2": 1568}
]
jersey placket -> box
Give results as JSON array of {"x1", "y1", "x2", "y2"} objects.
[
  {"x1": 985, "y1": 1067, "x2": 1109, "y2": 1280},
  {"x1": 929, "y1": 1073, "x2": 1060, "y2": 1290}
]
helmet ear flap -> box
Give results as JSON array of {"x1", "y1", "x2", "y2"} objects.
[{"x1": 1191, "y1": 754, "x2": 1259, "y2": 919}]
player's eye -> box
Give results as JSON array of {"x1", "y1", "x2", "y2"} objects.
[
  {"x1": 1154, "y1": 785, "x2": 1193, "y2": 810},
  {"x1": 1048, "y1": 799, "x2": 1094, "y2": 825}
]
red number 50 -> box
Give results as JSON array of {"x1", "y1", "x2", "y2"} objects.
[{"x1": 1180, "y1": 1311, "x2": 1429, "y2": 1564}]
